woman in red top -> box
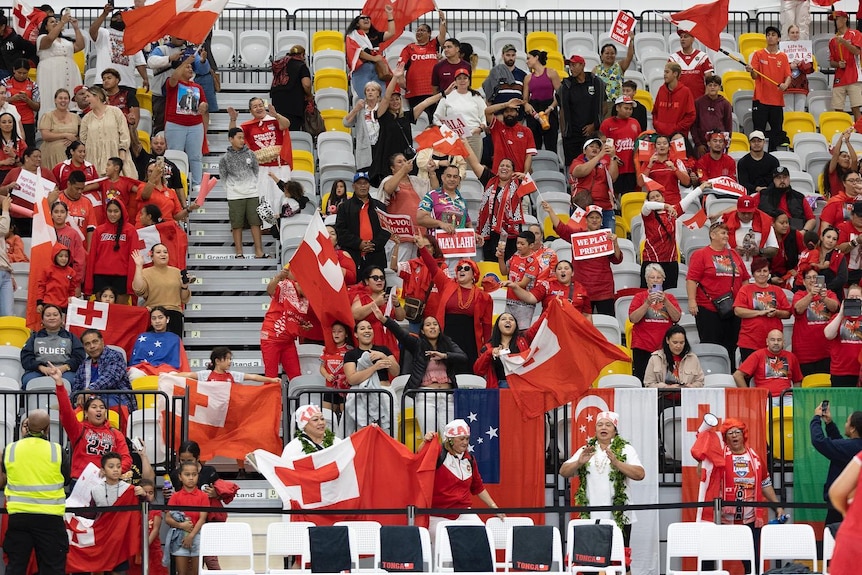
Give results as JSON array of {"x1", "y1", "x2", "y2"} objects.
[
  {"x1": 136, "y1": 160, "x2": 188, "y2": 226},
  {"x1": 390, "y1": 233, "x2": 445, "y2": 332},
  {"x1": 827, "y1": 450, "x2": 862, "y2": 574},
  {"x1": 326, "y1": 224, "x2": 357, "y2": 285},
  {"x1": 733, "y1": 256, "x2": 792, "y2": 362},
  {"x1": 792, "y1": 264, "x2": 840, "y2": 375},
  {"x1": 794, "y1": 226, "x2": 848, "y2": 296},
  {"x1": 824, "y1": 283, "x2": 862, "y2": 387},
  {"x1": 260, "y1": 269, "x2": 311, "y2": 380},
  {"x1": 474, "y1": 312, "x2": 528, "y2": 389},
  {"x1": 686, "y1": 221, "x2": 750, "y2": 370},
  {"x1": 822, "y1": 131, "x2": 856, "y2": 199},
  {"x1": 568, "y1": 138, "x2": 618, "y2": 230},
  {"x1": 769, "y1": 211, "x2": 805, "y2": 287},
  {"x1": 505, "y1": 259, "x2": 591, "y2": 316},
  {"x1": 0, "y1": 112, "x2": 25, "y2": 182},
  {"x1": 85, "y1": 199, "x2": 139, "y2": 299},
  {"x1": 165, "y1": 53, "x2": 207, "y2": 190},
  {"x1": 629, "y1": 263, "x2": 682, "y2": 381},
  {"x1": 419, "y1": 246, "x2": 492, "y2": 374},
  {"x1": 640, "y1": 181, "x2": 707, "y2": 288},
  {"x1": 52, "y1": 140, "x2": 98, "y2": 190},
  {"x1": 350, "y1": 266, "x2": 405, "y2": 362},
  {"x1": 638, "y1": 134, "x2": 691, "y2": 205},
  {"x1": 51, "y1": 199, "x2": 86, "y2": 286}
]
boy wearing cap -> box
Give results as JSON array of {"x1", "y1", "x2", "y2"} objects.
[
  {"x1": 737, "y1": 131, "x2": 780, "y2": 194},
  {"x1": 600, "y1": 96, "x2": 641, "y2": 196},
  {"x1": 669, "y1": 30, "x2": 714, "y2": 100},
  {"x1": 558, "y1": 54, "x2": 605, "y2": 166},
  {"x1": 695, "y1": 131, "x2": 737, "y2": 181},
  {"x1": 746, "y1": 26, "x2": 792, "y2": 151},
  {"x1": 720, "y1": 195, "x2": 779, "y2": 275},
  {"x1": 653, "y1": 62, "x2": 696, "y2": 138},
  {"x1": 828, "y1": 11, "x2": 862, "y2": 121},
  {"x1": 692, "y1": 76, "x2": 733, "y2": 157},
  {"x1": 398, "y1": 11, "x2": 447, "y2": 119}
]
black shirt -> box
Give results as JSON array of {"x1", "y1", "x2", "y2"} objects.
[{"x1": 343, "y1": 345, "x2": 394, "y2": 383}]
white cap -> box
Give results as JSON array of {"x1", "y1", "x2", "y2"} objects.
[
  {"x1": 444, "y1": 419, "x2": 471, "y2": 438},
  {"x1": 596, "y1": 411, "x2": 619, "y2": 427},
  {"x1": 295, "y1": 404, "x2": 322, "y2": 431}
]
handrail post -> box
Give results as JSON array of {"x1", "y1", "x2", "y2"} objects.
[
  {"x1": 141, "y1": 499, "x2": 150, "y2": 575},
  {"x1": 407, "y1": 505, "x2": 415, "y2": 526}
]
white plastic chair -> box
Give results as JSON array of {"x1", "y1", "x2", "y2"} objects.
[
  {"x1": 276, "y1": 30, "x2": 309, "y2": 55},
  {"x1": 455, "y1": 374, "x2": 487, "y2": 389},
  {"x1": 597, "y1": 374, "x2": 641, "y2": 388},
  {"x1": 315, "y1": 88, "x2": 350, "y2": 112},
  {"x1": 503, "y1": 524, "x2": 562, "y2": 572},
  {"x1": 634, "y1": 32, "x2": 667, "y2": 60},
  {"x1": 704, "y1": 373, "x2": 736, "y2": 388},
  {"x1": 485, "y1": 517, "x2": 534, "y2": 569},
  {"x1": 759, "y1": 523, "x2": 818, "y2": 575},
  {"x1": 614, "y1": 294, "x2": 635, "y2": 333},
  {"x1": 690, "y1": 343, "x2": 731, "y2": 376},
  {"x1": 266, "y1": 521, "x2": 315, "y2": 573},
  {"x1": 824, "y1": 525, "x2": 836, "y2": 575},
  {"x1": 591, "y1": 314, "x2": 622, "y2": 345},
  {"x1": 458, "y1": 31, "x2": 490, "y2": 54},
  {"x1": 210, "y1": 30, "x2": 236, "y2": 67},
  {"x1": 665, "y1": 521, "x2": 707, "y2": 575},
  {"x1": 126, "y1": 408, "x2": 166, "y2": 465},
  {"x1": 697, "y1": 523, "x2": 756, "y2": 575},
  {"x1": 491, "y1": 32, "x2": 525, "y2": 57},
  {"x1": 239, "y1": 30, "x2": 272, "y2": 67},
  {"x1": 677, "y1": 314, "x2": 700, "y2": 345},
  {"x1": 198, "y1": 522, "x2": 255, "y2": 574},
  {"x1": 163, "y1": 149, "x2": 189, "y2": 177},
  {"x1": 312, "y1": 49, "x2": 347, "y2": 73},
  {"x1": 612, "y1": 263, "x2": 641, "y2": 293},
  {"x1": 565, "y1": 518, "x2": 625, "y2": 574},
  {"x1": 334, "y1": 520, "x2": 381, "y2": 571},
  {"x1": 562, "y1": 31, "x2": 596, "y2": 58}
]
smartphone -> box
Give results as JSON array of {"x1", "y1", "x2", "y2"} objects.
[
  {"x1": 846, "y1": 299, "x2": 862, "y2": 317},
  {"x1": 650, "y1": 284, "x2": 663, "y2": 293},
  {"x1": 816, "y1": 275, "x2": 826, "y2": 289},
  {"x1": 181, "y1": 269, "x2": 189, "y2": 284},
  {"x1": 131, "y1": 437, "x2": 144, "y2": 451},
  {"x1": 821, "y1": 400, "x2": 829, "y2": 413}
]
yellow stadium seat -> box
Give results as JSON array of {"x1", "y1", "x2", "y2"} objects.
[
  {"x1": 544, "y1": 213, "x2": 568, "y2": 239},
  {"x1": 314, "y1": 69, "x2": 348, "y2": 92},
  {"x1": 0, "y1": 316, "x2": 29, "y2": 347},
  {"x1": 132, "y1": 375, "x2": 159, "y2": 409},
  {"x1": 477, "y1": 261, "x2": 503, "y2": 283},
  {"x1": 615, "y1": 220, "x2": 626, "y2": 238},
  {"x1": 801, "y1": 373, "x2": 831, "y2": 388},
  {"x1": 180, "y1": 171, "x2": 188, "y2": 194},
  {"x1": 634, "y1": 89, "x2": 653, "y2": 113},
  {"x1": 819, "y1": 111, "x2": 854, "y2": 143},
  {"x1": 620, "y1": 192, "x2": 646, "y2": 235},
  {"x1": 312, "y1": 30, "x2": 345, "y2": 53},
  {"x1": 471, "y1": 69, "x2": 489, "y2": 91},
  {"x1": 138, "y1": 130, "x2": 151, "y2": 154},
  {"x1": 625, "y1": 320, "x2": 633, "y2": 351},
  {"x1": 398, "y1": 406, "x2": 424, "y2": 453},
  {"x1": 76, "y1": 407, "x2": 121, "y2": 429},
  {"x1": 546, "y1": 51, "x2": 567, "y2": 76},
  {"x1": 321, "y1": 109, "x2": 349, "y2": 133},
  {"x1": 783, "y1": 111, "x2": 817, "y2": 147},
  {"x1": 73, "y1": 50, "x2": 85, "y2": 78},
  {"x1": 592, "y1": 345, "x2": 633, "y2": 386},
  {"x1": 818, "y1": 172, "x2": 825, "y2": 195},
  {"x1": 738, "y1": 32, "x2": 766, "y2": 62},
  {"x1": 730, "y1": 132, "x2": 750, "y2": 153},
  {"x1": 292, "y1": 150, "x2": 315, "y2": 173},
  {"x1": 769, "y1": 404, "x2": 793, "y2": 461},
  {"x1": 721, "y1": 71, "x2": 756, "y2": 102},
  {"x1": 28, "y1": 68, "x2": 36, "y2": 82},
  {"x1": 136, "y1": 89, "x2": 152, "y2": 113},
  {"x1": 526, "y1": 31, "x2": 559, "y2": 54}
]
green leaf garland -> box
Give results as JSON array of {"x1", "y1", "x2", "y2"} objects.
[
  {"x1": 573, "y1": 434, "x2": 630, "y2": 531},
  {"x1": 295, "y1": 428, "x2": 336, "y2": 454}
]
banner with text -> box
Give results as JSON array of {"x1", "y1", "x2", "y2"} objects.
[
  {"x1": 609, "y1": 11, "x2": 636, "y2": 46},
  {"x1": 571, "y1": 230, "x2": 614, "y2": 260},
  {"x1": 436, "y1": 228, "x2": 477, "y2": 258},
  {"x1": 14, "y1": 169, "x2": 54, "y2": 208},
  {"x1": 375, "y1": 209, "x2": 414, "y2": 240},
  {"x1": 780, "y1": 40, "x2": 813, "y2": 63},
  {"x1": 438, "y1": 113, "x2": 469, "y2": 138}
]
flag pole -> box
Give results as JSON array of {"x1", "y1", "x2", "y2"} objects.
[{"x1": 718, "y1": 48, "x2": 781, "y2": 86}]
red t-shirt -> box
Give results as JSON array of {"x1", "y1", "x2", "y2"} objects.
[
  {"x1": 738, "y1": 348, "x2": 802, "y2": 397},
  {"x1": 829, "y1": 29, "x2": 862, "y2": 86},
  {"x1": 506, "y1": 252, "x2": 540, "y2": 302},
  {"x1": 164, "y1": 80, "x2": 206, "y2": 127},
  {"x1": 751, "y1": 48, "x2": 791, "y2": 106},
  {"x1": 100, "y1": 176, "x2": 141, "y2": 220},
  {"x1": 241, "y1": 117, "x2": 291, "y2": 167},
  {"x1": 830, "y1": 315, "x2": 862, "y2": 375},
  {"x1": 838, "y1": 220, "x2": 862, "y2": 270},
  {"x1": 399, "y1": 38, "x2": 440, "y2": 98},
  {"x1": 490, "y1": 118, "x2": 537, "y2": 174},
  {"x1": 791, "y1": 289, "x2": 837, "y2": 363},
  {"x1": 137, "y1": 185, "x2": 182, "y2": 225},
  {"x1": 629, "y1": 289, "x2": 681, "y2": 352},
  {"x1": 59, "y1": 191, "x2": 98, "y2": 237},
  {"x1": 820, "y1": 195, "x2": 857, "y2": 229},
  {"x1": 686, "y1": 246, "x2": 750, "y2": 312},
  {"x1": 733, "y1": 283, "x2": 790, "y2": 350},
  {"x1": 529, "y1": 279, "x2": 591, "y2": 314},
  {"x1": 168, "y1": 487, "x2": 210, "y2": 526},
  {"x1": 643, "y1": 159, "x2": 687, "y2": 206},
  {"x1": 695, "y1": 153, "x2": 737, "y2": 181},
  {"x1": 642, "y1": 204, "x2": 681, "y2": 263},
  {"x1": 569, "y1": 155, "x2": 614, "y2": 210},
  {"x1": 600, "y1": 116, "x2": 641, "y2": 174}
]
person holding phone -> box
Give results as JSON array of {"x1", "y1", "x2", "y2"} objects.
[
  {"x1": 810, "y1": 402, "x2": 862, "y2": 524},
  {"x1": 824, "y1": 283, "x2": 862, "y2": 386},
  {"x1": 628, "y1": 264, "x2": 682, "y2": 381},
  {"x1": 792, "y1": 265, "x2": 840, "y2": 375}
]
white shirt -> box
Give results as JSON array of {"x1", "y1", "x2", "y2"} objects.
[
  {"x1": 434, "y1": 90, "x2": 487, "y2": 131},
  {"x1": 566, "y1": 443, "x2": 642, "y2": 524},
  {"x1": 93, "y1": 28, "x2": 146, "y2": 89},
  {"x1": 734, "y1": 221, "x2": 778, "y2": 275}
]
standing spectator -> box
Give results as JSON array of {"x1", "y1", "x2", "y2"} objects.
[
  {"x1": 260, "y1": 268, "x2": 309, "y2": 380},
  {"x1": 270, "y1": 45, "x2": 311, "y2": 131},
  {"x1": 737, "y1": 131, "x2": 780, "y2": 194},
  {"x1": 346, "y1": 7, "x2": 397, "y2": 99},
  {"x1": 652, "y1": 63, "x2": 696, "y2": 138},
  {"x1": 100, "y1": 68, "x2": 139, "y2": 126},
  {"x1": 79, "y1": 86, "x2": 133, "y2": 177},
  {"x1": 135, "y1": 160, "x2": 187, "y2": 225},
  {"x1": 784, "y1": 24, "x2": 814, "y2": 111},
  {"x1": 431, "y1": 38, "x2": 471, "y2": 95},
  {"x1": 335, "y1": 171, "x2": 389, "y2": 275},
  {"x1": 810, "y1": 406, "x2": 862, "y2": 524},
  {"x1": 822, "y1": 170, "x2": 862, "y2": 233},
  {"x1": 146, "y1": 37, "x2": 185, "y2": 134},
  {"x1": 219, "y1": 128, "x2": 264, "y2": 259},
  {"x1": 746, "y1": 26, "x2": 792, "y2": 150},
  {"x1": 692, "y1": 76, "x2": 733, "y2": 157},
  {"x1": 323, "y1": 180, "x2": 349, "y2": 216},
  {"x1": 400, "y1": 11, "x2": 447, "y2": 119},
  {"x1": 823, "y1": 130, "x2": 857, "y2": 201},
  {"x1": 36, "y1": 11, "x2": 84, "y2": 115},
  {"x1": 629, "y1": 264, "x2": 682, "y2": 381},
  {"x1": 49, "y1": 200, "x2": 86, "y2": 286},
  {"x1": 428, "y1": 70, "x2": 487, "y2": 159},
  {"x1": 483, "y1": 43, "x2": 526, "y2": 106},
  {"x1": 569, "y1": 138, "x2": 619, "y2": 231},
  {"x1": 484, "y1": 98, "x2": 535, "y2": 175},
  {"x1": 643, "y1": 325, "x2": 704, "y2": 388},
  {"x1": 769, "y1": 211, "x2": 806, "y2": 285},
  {"x1": 669, "y1": 31, "x2": 714, "y2": 100},
  {"x1": 0, "y1": 408, "x2": 70, "y2": 575},
  {"x1": 164, "y1": 54, "x2": 206, "y2": 192},
  {"x1": 522, "y1": 51, "x2": 560, "y2": 153},
  {"x1": 758, "y1": 165, "x2": 816, "y2": 232},
  {"x1": 370, "y1": 70, "x2": 417, "y2": 186},
  {"x1": 614, "y1": 80, "x2": 648, "y2": 131},
  {"x1": 795, "y1": 226, "x2": 848, "y2": 295},
  {"x1": 792, "y1": 265, "x2": 839, "y2": 375},
  {"x1": 54, "y1": 171, "x2": 98, "y2": 246},
  {"x1": 343, "y1": 81, "x2": 382, "y2": 172},
  {"x1": 350, "y1": 265, "x2": 405, "y2": 363},
  {"x1": 131, "y1": 246, "x2": 190, "y2": 337},
  {"x1": 828, "y1": 11, "x2": 862, "y2": 121},
  {"x1": 33, "y1": 243, "x2": 77, "y2": 313},
  {"x1": 504, "y1": 258, "x2": 591, "y2": 316},
  {"x1": 0, "y1": 194, "x2": 11, "y2": 315},
  {"x1": 639, "y1": 134, "x2": 691, "y2": 205},
  {"x1": 88, "y1": 5, "x2": 148, "y2": 92},
  {"x1": 694, "y1": 131, "x2": 737, "y2": 181},
  {"x1": 0, "y1": 147, "x2": 58, "y2": 236},
  {"x1": 686, "y1": 222, "x2": 751, "y2": 369},
  {"x1": 823, "y1": 283, "x2": 862, "y2": 386},
  {"x1": 733, "y1": 257, "x2": 792, "y2": 362},
  {"x1": 722, "y1": 195, "x2": 779, "y2": 275},
  {"x1": 497, "y1": 230, "x2": 539, "y2": 327},
  {"x1": 474, "y1": 313, "x2": 527, "y2": 389},
  {"x1": 416, "y1": 165, "x2": 475, "y2": 244},
  {"x1": 389, "y1": 234, "x2": 444, "y2": 333},
  {"x1": 593, "y1": 36, "x2": 635, "y2": 116},
  {"x1": 2, "y1": 60, "x2": 39, "y2": 146},
  {"x1": 99, "y1": 156, "x2": 142, "y2": 218},
  {"x1": 38, "y1": 88, "x2": 80, "y2": 169},
  {"x1": 0, "y1": 112, "x2": 25, "y2": 182},
  {"x1": 131, "y1": 132, "x2": 185, "y2": 200},
  {"x1": 52, "y1": 141, "x2": 97, "y2": 190},
  {"x1": 557, "y1": 54, "x2": 605, "y2": 166},
  {"x1": 379, "y1": 153, "x2": 431, "y2": 264},
  {"x1": 601, "y1": 95, "x2": 643, "y2": 196},
  {"x1": 0, "y1": 15, "x2": 37, "y2": 81},
  {"x1": 0, "y1": 76, "x2": 24, "y2": 137},
  {"x1": 85, "y1": 198, "x2": 137, "y2": 299},
  {"x1": 837, "y1": 202, "x2": 862, "y2": 284}
]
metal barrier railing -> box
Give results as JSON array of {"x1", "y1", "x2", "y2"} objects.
[
  {"x1": 522, "y1": 10, "x2": 635, "y2": 45},
  {"x1": 286, "y1": 386, "x2": 396, "y2": 439}
]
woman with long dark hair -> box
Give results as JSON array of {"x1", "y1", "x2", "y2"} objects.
[
  {"x1": 474, "y1": 313, "x2": 527, "y2": 389},
  {"x1": 85, "y1": 199, "x2": 139, "y2": 299},
  {"x1": 350, "y1": 265, "x2": 405, "y2": 362},
  {"x1": 643, "y1": 325, "x2": 704, "y2": 388},
  {"x1": 0, "y1": 112, "x2": 24, "y2": 181},
  {"x1": 345, "y1": 6, "x2": 397, "y2": 98},
  {"x1": 769, "y1": 211, "x2": 805, "y2": 287},
  {"x1": 36, "y1": 11, "x2": 84, "y2": 115},
  {"x1": 342, "y1": 317, "x2": 397, "y2": 434},
  {"x1": 323, "y1": 179, "x2": 349, "y2": 215},
  {"x1": 795, "y1": 226, "x2": 848, "y2": 296},
  {"x1": 53, "y1": 140, "x2": 98, "y2": 190}
]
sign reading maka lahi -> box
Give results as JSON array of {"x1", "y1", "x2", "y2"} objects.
[
  {"x1": 571, "y1": 230, "x2": 615, "y2": 260},
  {"x1": 438, "y1": 113, "x2": 470, "y2": 138},
  {"x1": 780, "y1": 40, "x2": 813, "y2": 63},
  {"x1": 436, "y1": 228, "x2": 477, "y2": 258},
  {"x1": 375, "y1": 209, "x2": 414, "y2": 240},
  {"x1": 609, "y1": 11, "x2": 636, "y2": 46}
]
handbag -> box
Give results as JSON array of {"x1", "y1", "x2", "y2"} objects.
[
  {"x1": 570, "y1": 522, "x2": 613, "y2": 568},
  {"x1": 374, "y1": 58, "x2": 393, "y2": 81},
  {"x1": 698, "y1": 251, "x2": 737, "y2": 319},
  {"x1": 403, "y1": 277, "x2": 434, "y2": 322},
  {"x1": 304, "y1": 100, "x2": 325, "y2": 138},
  {"x1": 257, "y1": 197, "x2": 277, "y2": 226}
]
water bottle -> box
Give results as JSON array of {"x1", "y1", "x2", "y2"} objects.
[
  {"x1": 768, "y1": 513, "x2": 790, "y2": 524},
  {"x1": 538, "y1": 111, "x2": 550, "y2": 131}
]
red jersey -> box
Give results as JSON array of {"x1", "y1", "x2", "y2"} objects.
[
  {"x1": 829, "y1": 29, "x2": 862, "y2": 86},
  {"x1": 399, "y1": 38, "x2": 440, "y2": 98},
  {"x1": 830, "y1": 315, "x2": 862, "y2": 375},
  {"x1": 261, "y1": 279, "x2": 309, "y2": 341},
  {"x1": 686, "y1": 246, "x2": 750, "y2": 312},
  {"x1": 695, "y1": 153, "x2": 737, "y2": 181},
  {"x1": 53, "y1": 160, "x2": 99, "y2": 190},
  {"x1": 668, "y1": 50, "x2": 713, "y2": 100},
  {"x1": 642, "y1": 203, "x2": 681, "y2": 262},
  {"x1": 431, "y1": 451, "x2": 484, "y2": 519},
  {"x1": 240, "y1": 116, "x2": 293, "y2": 167},
  {"x1": 529, "y1": 279, "x2": 591, "y2": 313},
  {"x1": 100, "y1": 176, "x2": 141, "y2": 220},
  {"x1": 733, "y1": 283, "x2": 790, "y2": 350},
  {"x1": 628, "y1": 289, "x2": 681, "y2": 352},
  {"x1": 600, "y1": 116, "x2": 641, "y2": 174},
  {"x1": 791, "y1": 289, "x2": 836, "y2": 363},
  {"x1": 532, "y1": 246, "x2": 558, "y2": 281},
  {"x1": 568, "y1": 155, "x2": 614, "y2": 210},
  {"x1": 489, "y1": 118, "x2": 537, "y2": 174},
  {"x1": 320, "y1": 343, "x2": 351, "y2": 391},
  {"x1": 739, "y1": 348, "x2": 802, "y2": 396},
  {"x1": 751, "y1": 48, "x2": 791, "y2": 106},
  {"x1": 838, "y1": 220, "x2": 862, "y2": 270},
  {"x1": 820, "y1": 194, "x2": 857, "y2": 229},
  {"x1": 137, "y1": 185, "x2": 182, "y2": 225},
  {"x1": 165, "y1": 80, "x2": 205, "y2": 127},
  {"x1": 643, "y1": 159, "x2": 688, "y2": 205},
  {"x1": 106, "y1": 87, "x2": 138, "y2": 117},
  {"x1": 2, "y1": 76, "x2": 38, "y2": 124},
  {"x1": 58, "y1": 191, "x2": 98, "y2": 238},
  {"x1": 506, "y1": 252, "x2": 540, "y2": 302}
]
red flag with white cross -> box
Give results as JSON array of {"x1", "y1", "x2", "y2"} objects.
[{"x1": 65, "y1": 297, "x2": 151, "y2": 359}]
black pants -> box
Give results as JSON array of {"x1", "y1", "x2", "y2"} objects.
[
  {"x1": 5, "y1": 513, "x2": 68, "y2": 575},
  {"x1": 739, "y1": 347, "x2": 756, "y2": 364},
  {"x1": 801, "y1": 358, "x2": 830, "y2": 377},
  {"x1": 152, "y1": 94, "x2": 166, "y2": 135},
  {"x1": 695, "y1": 308, "x2": 741, "y2": 370},
  {"x1": 525, "y1": 100, "x2": 559, "y2": 152},
  {"x1": 640, "y1": 261, "x2": 679, "y2": 290},
  {"x1": 615, "y1": 172, "x2": 638, "y2": 198},
  {"x1": 832, "y1": 374, "x2": 858, "y2": 387},
  {"x1": 632, "y1": 347, "x2": 652, "y2": 383},
  {"x1": 593, "y1": 298, "x2": 614, "y2": 316},
  {"x1": 164, "y1": 309, "x2": 185, "y2": 339},
  {"x1": 22, "y1": 123, "x2": 36, "y2": 147},
  {"x1": 482, "y1": 233, "x2": 517, "y2": 263},
  {"x1": 562, "y1": 133, "x2": 589, "y2": 168},
  {"x1": 752, "y1": 100, "x2": 786, "y2": 151}
]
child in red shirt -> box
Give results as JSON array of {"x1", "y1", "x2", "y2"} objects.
[
  {"x1": 165, "y1": 463, "x2": 209, "y2": 575},
  {"x1": 175, "y1": 346, "x2": 279, "y2": 384},
  {"x1": 35, "y1": 243, "x2": 77, "y2": 312},
  {"x1": 5, "y1": 223, "x2": 28, "y2": 262},
  {"x1": 319, "y1": 322, "x2": 353, "y2": 412}
]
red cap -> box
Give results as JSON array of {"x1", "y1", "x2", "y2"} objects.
[
  {"x1": 73, "y1": 85, "x2": 87, "y2": 95},
  {"x1": 569, "y1": 55, "x2": 586, "y2": 65},
  {"x1": 453, "y1": 68, "x2": 470, "y2": 78},
  {"x1": 737, "y1": 195, "x2": 757, "y2": 213},
  {"x1": 832, "y1": 10, "x2": 849, "y2": 19}
]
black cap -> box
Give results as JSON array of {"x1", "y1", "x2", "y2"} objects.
[{"x1": 773, "y1": 166, "x2": 790, "y2": 177}]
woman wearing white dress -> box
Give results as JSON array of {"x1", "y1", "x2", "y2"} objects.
[
  {"x1": 79, "y1": 86, "x2": 134, "y2": 177},
  {"x1": 37, "y1": 12, "x2": 84, "y2": 115}
]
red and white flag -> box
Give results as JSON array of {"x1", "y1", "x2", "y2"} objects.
[
  {"x1": 414, "y1": 125, "x2": 471, "y2": 157},
  {"x1": 515, "y1": 173, "x2": 538, "y2": 199},
  {"x1": 641, "y1": 175, "x2": 664, "y2": 192},
  {"x1": 500, "y1": 299, "x2": 630, "y2": 419},
  {"x1": 681, "y1": 207, "x2": 708, "y2": 230},
  {"x1": 709, "y1": 175, "x2": 747, "y2": 197},
  {"x1": 26, "y1": 196, "x2": 56, "y2": 330},
  {"x1": 11, "y1": 0, "x2": 46, "y2": 44},
  {"x1": 253, "y1": 426, "x2": 440, "y2": 526},
  {"x1": 568, "y1": 389, "x2": 660, "y2": 575},
  {"x1": 288, "y1": 214, "x2": 354, "y2": 353},
  {"x1": 159, "y1": 374, "x2": 283, "y2": 461},
  {"x1": 659, "y1": 0, "x2": 730, "y2": 51},
  {"x1": 121, "y1": 0, "x2": 228, "y2": 55},
  {"x1": 137, "y1": 220, "x2": 188, "y2": 269},
  {"x1": 65, "y1": 297, "x2": 151, "y2": 358},
  {"x1": 363, "y1": 0, "x2": 437, "y2": 51}
]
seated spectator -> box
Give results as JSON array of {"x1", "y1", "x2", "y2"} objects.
[
  {"x1": 721, "y1": 195, "x2": 778, "y2": 275},
  {"x1": 497, "y1": 230, "x2": 539, "y2": 327},
  {"x1": 260, "y1": 269, "x2": 309, "y2": 380},
  {"x1": 692, "y1": 76, "x2": 732, "y2": 158},
  {"x1": 629, "y1": 264, "x2": 682, "y2": 381},
  {"x1": 0, "y1": 112, "x2": 25, "y2": 182},
  {"x1": 652, "y1": 63, "x2": 696, "y2": 138},
  {"x1": 695, "y1": 131, "x2": 736, "y2": 181},
  {"x1": 5, "y1": 221, "x2": 27, "y2": 263},
  {"x1": 758, "y1": 166, "x2": 816, "y2": 232},
  {"x1": 175, "y1": 346, "x2": 279, "y2": 384},
  {"x1": 792, "y1": 265, "x2": 840, "y2": 375},
  {"x1": 131, "y1": 245, "x2": 190, "y2": 337},
  {"x1": 220, "y1": 128, "x2": 263, "y2": 259},
  {"x1": 34, "y1": 243, "x2": 77, "y2": 312},
  {"x1": 823, "y1": 283, "x2": 862, "y2": 387},
  {"x1": 569, "y1": 138, "x2": 618, "y2": 231},
  {"x1": 342, "y1": 316, "x2": 397, "y2": 434},
  {"x1": 733, "y1": 329, "x2": 802, "y2": 405},
  {"x1": 21, "y1": 303, "x2": 84, "y2": 388},
  {"x1": 821, "y1": 170, "x2": 862, "y2": 232},
  {"x1": 474, "y1": 312, "x2": 526, "y2": 389},
  {"x1": 734, "y1": 256, "x2": 792, "y2": 362},
  {"x1": 129, "y1": 306, "x2": 183, "y2": 372},
  {"x1": 737, "y1": 131, "x2": 780, "y2": 195},
  {"x1": 73, "y1": 328, "x2": 135, "y2": 413},
  {"x1": 795, "y1": 226, "x2": 848, "y2": 294},
  {"x1": 504, "y1": 259, "x2": 591, "y2": 316},
  {"x1": 639, "y1": 134, "x2": 691, "y2": 205},
  {"x1": 350, "y1": 265, "x2": 405, "y2": 362},
  {"x1": 769, "y1": 211, "x2": 805, "y2": 286},
  {"x1": 643, "y1": 325, "x2": 704, "y2": 388},
  {"x1": 369, "y1": 71, "x2": 420, "y2": 186}
]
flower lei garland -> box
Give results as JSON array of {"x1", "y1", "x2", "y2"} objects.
[
  {"x1": 295, "y1": 428, "x2": 336, "y2": 454},
  {"x1": 574, "y1": 435, "x2": 630, "y2": 530}
]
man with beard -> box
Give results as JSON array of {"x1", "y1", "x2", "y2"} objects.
[
  {"x1": 130, "y1": 130, "x2": 185, "y2": 203},
  {"x1": 737, "y1": 131, "x2": 780, "y2": 194},
  {"x1": 398, "y1": 12, "x2": 447, "y2": 121},
  {"x1": 482, "y1": 44, "x2": 527, "y2": 106},
  {"x1": 757, "y1": 165, "x2": 816, "y2": 232},
  {"x1": 484, "y1": 98, "x2": 535, "y2": 174},
  {"x1": 695, "y1": 131, "x2": 737, "y2": 181},
  {"x1": 88, "y1": 5, "x2": 149, "y2": 92}
]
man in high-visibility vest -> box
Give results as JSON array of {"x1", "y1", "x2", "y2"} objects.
[{"x1": 0, "y1": 408, "x2": 70, "y2": 575}]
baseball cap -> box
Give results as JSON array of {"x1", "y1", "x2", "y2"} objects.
[
  {"x1": 353, "y1": 171, "x2": 370, "y2": 183},
  {"x1": 773, "y1": 166, "x2": 790, "y2": 177},
  {"x1": 832, "y1": 10, "x2": 849, "y2": 19},
  {"x1": 737, "y1": 196, "x2": 757, "y2": 213},
  {"x1": 585, "y1": 205, "x2": 603, "y2": 216},
  {"x1": 569, "y1": 55, "x2": 586, "y2": 65},
  {"x1": 583, "y1": 138, "x2": 602, "y2": 151},
  {"x1": 748, "y1": 130, "x2": 766, "y2": 141},
  {"x1": 501, "y1": 43, "x2": 517, "y2": 53},
  {"x1": 614, "y1": 95, "x2": 637, "y2": 106},
  {"x1": 677, "y1": 30, "x2": 693, "y2": 37},
  {"x1": 453, "y1": 68, "x2": 470, "y2": 78},
  {"x1": 73, "y1": 85, "x2": 87, "y2": 96}
]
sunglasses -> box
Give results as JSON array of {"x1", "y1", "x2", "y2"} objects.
[
  {"x1": 456, "y1": 265, "x2": 473, "y2": 272},
  {"x1": 367, "y1": 274, "x2": 385, "y2": 281}
]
